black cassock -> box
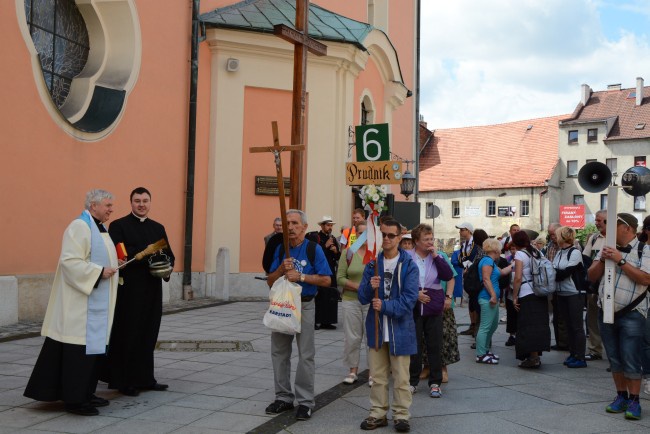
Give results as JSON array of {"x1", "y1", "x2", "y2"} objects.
[{"x1": 101, "y1": 213, "x2": 174, "y2": 389}]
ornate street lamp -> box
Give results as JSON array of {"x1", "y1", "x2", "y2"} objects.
[{"x1": 400, "y1": 161, "x2": 416, "y2": 200}]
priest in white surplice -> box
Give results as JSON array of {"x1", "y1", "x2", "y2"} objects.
[{"x1": 24, "y1": 189, "x2": 119, "y2": 416}]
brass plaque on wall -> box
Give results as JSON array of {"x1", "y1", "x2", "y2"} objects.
[{"x1": 255, "y1": 176, "x2": 291, "y2": 196}]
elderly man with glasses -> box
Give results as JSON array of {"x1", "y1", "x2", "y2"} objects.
[
  {"x1": 588, "y1": 213, "x2": 650, "y2": 421},
  {"x1": 358, "y1": 218, "x2": 419, "y2": 433}
]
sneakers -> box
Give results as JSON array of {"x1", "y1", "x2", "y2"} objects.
[
  {"x1": 295, "y1": 405, "x2": 311, "y2": 420},
  {"x1": 566, "y1": 359, "x2": 587, "y2": 369},
  {"x1": 487, "y1": 352, "x2": 500, "y2": 360},
  {"x1": 429, "y1": 384, "x2": 442, "y2": 398},
  {"x1": 584, "y1": 353, "x2": 602, "y2": 361},
  {"x1": 265, "y1": 400, "x2": 294, "y2": 415},
  {"x1": 360, "y1": 416, "x2": 388, "y2": 430},
  {"x1": 625, "y1": 400, "x2": 641, "y2": 420},
  {"x1": 505, "y1": 335, "x2": 516, "y2": 346},
  {"x1": 563, "y1": 356, "x2": 576, "y2": 366},
  {"x1": 408, "y1": 385, "x2": 417, "y2": 394},
  {"x1": 394, "y1": 419, "x2": 410, "y2": 433},
  {"x1": 476, "y1": 354, "x2": 498, "y2": 364},
  {"x1": 606, "y1": 395, "x2": 629, "y2": 413},
  {"x1": 343, "y1": 373, "x2": 358, "y2": 384}
]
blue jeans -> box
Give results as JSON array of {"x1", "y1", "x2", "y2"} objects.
[
  {"x1": 599, "y1": 309, "x2": 645, "y2": 379},
  {"x1": 476, "y1": 298, "x2": 499, "y2": 356}
]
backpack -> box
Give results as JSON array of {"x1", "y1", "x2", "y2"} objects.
[
  {"x1": 463, "y1": 256, "x2": 483, "y2": 298},
  {"x1": 566, "y1": 247, "x2": 586, "y2": 293},
  {"x1": 262, "y1": 232, "x2": 316, "y2": 274},
  {"x1": 522, "y1": 249, "x2": 556, "y2": 296}
]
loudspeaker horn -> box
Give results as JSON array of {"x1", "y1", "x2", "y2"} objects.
[
  {"x1": 578, "y1": 162, "x2": 612, "y2": 193},
  {"x1": 621, "y1": 165, "x2": 650, "y2": 196}
]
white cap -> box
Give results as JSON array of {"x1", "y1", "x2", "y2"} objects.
[
  {"x1": 318, "y1": 215, "x2": 336, "y2": 225},
  {"x1": 455, "y1": 222, "x2": 474, "y2": 233}
]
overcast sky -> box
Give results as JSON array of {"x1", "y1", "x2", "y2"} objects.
[{"x1": 419, "y1": 0, "x2": 650, "y2": 129}]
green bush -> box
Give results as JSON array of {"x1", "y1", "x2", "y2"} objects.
[{"x1": 576, "y1": 224, "x2": 598, "y2": 245}]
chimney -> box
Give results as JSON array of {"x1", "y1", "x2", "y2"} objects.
[
  {"x1": 419, "y1": 114, "x2": 427, "y2": 129},
  {"x1": 607, "y1": 83, "x2": 622, "y2": 91},
  {"x1": 636, "y1": 77, "x2": 644, "y2": 106},
  {"x1": 580, "y1": 84, "x2": 591, "y2": 106}
]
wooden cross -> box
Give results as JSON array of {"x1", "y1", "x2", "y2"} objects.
[
  {"x1": 273, "y1": 0, "x2": 327, "y2": 210},
  {"x1": 250, "y1": 121, "x2": 305, "y2": 259}
]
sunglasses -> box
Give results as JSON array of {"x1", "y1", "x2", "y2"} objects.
[
  {"x1": 381, "y1": 232, "x2": 399, "y2": 239},
  {"x1": 617, "y1": 216, "x2": 631, "y2": 228}
]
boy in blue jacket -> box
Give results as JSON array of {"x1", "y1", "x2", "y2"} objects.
[{"x1": 358, "y1": 219, "x2": 419, "y2": 433}]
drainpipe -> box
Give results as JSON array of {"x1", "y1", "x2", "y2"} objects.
[
  {"x1": 539, "y1": 185, "x2": 549, "y2": 232},
  {"x1": 414, "y1": 0, "x2": 421, "y2": 202},
  {"x1": 183, "y1": 0, "x2": 202, "y2": 299}
]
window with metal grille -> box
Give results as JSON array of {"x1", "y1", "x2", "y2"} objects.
[{"x1": 25, "y1": 0, "x2": 89, "y2": 109}]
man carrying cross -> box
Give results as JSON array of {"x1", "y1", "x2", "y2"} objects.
[{"x1": 265, "y1": 209, "x2": 331, "y2": 420}]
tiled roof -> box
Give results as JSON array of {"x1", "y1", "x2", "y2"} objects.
[
  {"x1": 419, "y1": 122, "x2": 432, "y2": 154},
  {"x1": 200, "y1": 0, "x2": 373, "y2": 51},
  {"x1": 562, "y1": 85, "x2": 650, "y2": 141},
  {"x1": 419, "y1": 115, "x2": 569, "y2": 192}
]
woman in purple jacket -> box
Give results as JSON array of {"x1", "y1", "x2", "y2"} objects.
[{"x1": 405, "y1": 224, "x2": 453, "y2": 398}]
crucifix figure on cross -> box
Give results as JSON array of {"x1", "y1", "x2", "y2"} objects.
[
  {"x1": 273, "y1": 0, "x2": 327, "y2": 210},
  {"x1": 250, "y1": 121, "x2": 305, "y2": 258}
]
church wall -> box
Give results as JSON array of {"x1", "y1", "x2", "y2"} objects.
[{"x1": 0, "y1": 1, "x2": 212, "y2": 315}]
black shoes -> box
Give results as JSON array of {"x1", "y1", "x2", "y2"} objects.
[
  {"x1": 265, "y1": 400, "x2": 294, "y2": 415},
  {"x1": 65, "y1": 403, "x2": 99, "y2": 416},
  {"x1": 89, "y1": 395, "x2": 109, "y2": 407},
  {"x1": 295, "y1": 405, "x2": 312, "y2": 420},
  {"x1": 459, "y1": 325, "x2": 475, "y2": 336},
  {"x1": 142, "y1": 382, "x2": 169, "y2": 391},
  {"x1": 119, "y1": 386, "x2": 139, "y2": 397},
  {"x1": 550, "y1": 345, "x2": 569, "y2": 351},
  {"x1": 505, "y1": 336, "x2": 516, "y2": 346},
  {"x1": 394, "y1": 419, "x2": 410, "y2": 432}
]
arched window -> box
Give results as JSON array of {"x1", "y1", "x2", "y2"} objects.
[
  {"x1": 361, "y1": 94, "x2": 375, "y2": 125},
  {"x1": 24, "y1": 0, "x2": 89, "y2": 108}
]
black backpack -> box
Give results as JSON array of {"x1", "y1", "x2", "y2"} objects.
[
  {"x1": 262, "y1": 232, "x2": 316, "y2": 274},
  {"x1": 463, "y1": 258, "x2": 482, "y2": 297}
]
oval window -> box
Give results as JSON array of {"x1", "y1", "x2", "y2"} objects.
[{"x1": 20, "y1": 0, "x2": 141, "y2": 138}]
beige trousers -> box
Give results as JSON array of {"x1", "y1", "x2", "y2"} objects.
[{"x1": 367, "y1": 343, "x2": 412, "y2": 420}]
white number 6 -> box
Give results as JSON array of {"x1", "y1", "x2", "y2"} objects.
[{"x1": 362, "y1": 128, "x2": 382, "y2": 161}]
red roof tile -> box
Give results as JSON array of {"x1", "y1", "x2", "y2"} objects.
[
  {"x1": 419, "y1": 115, "x2": 569, "y2": 192},
  {"x1": 562, "y1": 85, "x2": 650, "y2": 141}
]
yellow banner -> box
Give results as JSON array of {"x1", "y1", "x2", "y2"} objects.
[{"x1": 346, "y1": 161, "x2": 403, "y2": 185}]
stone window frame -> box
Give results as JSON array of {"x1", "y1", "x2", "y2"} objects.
[{"x1": 17, "y1": 0, "x2": 142, "y2": 140}]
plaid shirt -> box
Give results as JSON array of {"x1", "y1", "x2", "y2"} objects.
[
  {"x1": 595, "y1": 238, "x2": 650, "y2": 316},
  {"x1": 545, "y1": 240, "x2": 559, "y2": 262}
]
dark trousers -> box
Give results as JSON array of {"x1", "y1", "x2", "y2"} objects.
[
  {"x1": 506, "y1": 298, "x2": 518, "y2": 335},
  {"x1": 409, "y1": 311, "x2": 443, "y2": 387},
  {"x1": 551, "y1": 293, "x2": 569, "y2": 348},
  {"x1": 556, "y1": 294, "x2": 586, "y2": 359}
]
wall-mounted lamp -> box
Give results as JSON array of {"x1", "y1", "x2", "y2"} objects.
[{"x1": 400, "y1": 160, "x2": 416, "y2": 200}]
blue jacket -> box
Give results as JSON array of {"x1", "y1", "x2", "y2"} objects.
[{"x1": 358, "y1": 249, "x2": 419, "y2": 356}]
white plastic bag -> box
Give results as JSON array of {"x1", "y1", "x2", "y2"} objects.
[{"x1": 263, "y1": 277, "x2": 302, "y2": 335}]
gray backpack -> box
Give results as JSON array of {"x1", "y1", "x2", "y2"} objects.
[{"x1": 522, "y1": 249, "x2": 556, "y2": 296}]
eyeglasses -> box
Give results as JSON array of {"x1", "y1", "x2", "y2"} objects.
[{"x1": 381, "y1": 232, "x2": 399, "y2": 240}]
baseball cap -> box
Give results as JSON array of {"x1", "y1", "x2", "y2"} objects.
[
  {"x1": 455, "y1": 222, "x2": 474, "y2": 233},
  {"x1": 402, "y1": 233, "x2": 412, "y2": 239},
  {"x1": 616, "y1": 213, "x2": 638, "y2": 230}
]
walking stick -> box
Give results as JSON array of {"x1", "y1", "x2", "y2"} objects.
[{"x1": 374, "y1": 258, "x2": 379, "y2": 351}]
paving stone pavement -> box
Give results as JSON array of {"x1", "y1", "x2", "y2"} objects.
[{"x1": 0, "y1": 301, "x2": 648, "y2": 433}]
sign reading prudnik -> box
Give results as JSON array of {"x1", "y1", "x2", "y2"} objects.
[{"x1": 560, "y1": 205, "x2": 586, "y2": 228}]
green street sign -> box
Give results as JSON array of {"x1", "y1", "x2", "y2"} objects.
[{"x1": 355, "y1": 123, "x2": 389, "y2": 162}]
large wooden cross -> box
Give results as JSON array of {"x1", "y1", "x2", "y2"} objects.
[
  {"x1": 250, "y1": 121, "x2": 305, "y2": 258},
  {"x1": 273, "y1": 0, "x2": 327, "y2": 209}
]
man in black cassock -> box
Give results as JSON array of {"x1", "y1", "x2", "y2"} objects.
[
  {"x1": 103, "y1": 187, "x2": 174, "y2": 396},
  {"x1": 309, "y1": 216, "x2": 341, "y2": 330}
]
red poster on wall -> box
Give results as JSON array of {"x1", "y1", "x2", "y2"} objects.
[{"x1": 560, "y1": 205, "x2": 585, "y2": 228}]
